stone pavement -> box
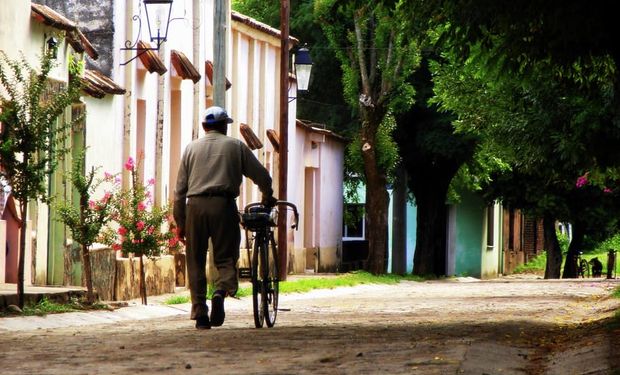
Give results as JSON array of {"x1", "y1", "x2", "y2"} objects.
[{"x1": 0, "y1": 278, "x2": 619, "y2": 374}]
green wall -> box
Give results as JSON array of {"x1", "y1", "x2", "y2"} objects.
[{"x1": 454, "y1": 191, "x2": 485, "y2": 277}]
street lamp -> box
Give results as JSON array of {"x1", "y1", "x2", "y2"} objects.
[
  {"x1": 121, "y1": 0, "x2": 174, "y2": 66},
  {"x1": 294, "y1": 45, "x2": 313, "y2": 92},
  {"x1": 143, "y1": 0, "x2": 173, "y2": 48}
]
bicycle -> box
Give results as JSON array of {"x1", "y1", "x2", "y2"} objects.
[
  {"x1": 575, "y1": 251, "x2": 590, "y2": 278},
  {"x1": 240, "y1": 200, "x2": 299, "y2": 328}
]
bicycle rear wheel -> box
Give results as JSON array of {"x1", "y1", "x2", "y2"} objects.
[{"x1": 262, "y1": 234, "x2": 279, "y2": 327}]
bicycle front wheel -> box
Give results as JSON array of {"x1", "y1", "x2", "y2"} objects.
[
  {"x1": 262, "y1": 234, "x2": 279, "y2": 327},
  {"x1": 252, "y1": 235, "x2": 264, "y2": 328}
]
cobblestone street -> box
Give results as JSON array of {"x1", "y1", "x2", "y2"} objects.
[{"x1": 1, "y1": 277, "x2": 619, "y2": 374}]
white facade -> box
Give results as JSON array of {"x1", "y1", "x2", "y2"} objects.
[{"x1": 1, "y1": 1, "x2": 345, "y2": 286}]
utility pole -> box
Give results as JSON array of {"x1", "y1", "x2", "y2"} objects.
[
  {"x1": 278, "y1": 0, "x2": 290, "y2": 281},
  {"x1": 192, "y1": 0, "x2": 202, "y2": 140},
  {"x1": 213, "y1": 0, "x2": 228, "y2": 107}
]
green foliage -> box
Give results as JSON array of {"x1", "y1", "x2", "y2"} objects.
[
  {"x1": 513, "y1": 253, "x2": 547, "y2": 274},
  {"x1": 20, "y1": 297, "x2": 108, "y2": 316},
  {"x1": 345, "y1": 114, "x2": 399, "y2": 183},
  {"x1": 0, "y1": 48, "x2": 82, "y2": 205},
  {"x1": 99, "y1": 157, "x2": 179, "y2": 258},
  {"x1": 612, "y1": 286, "x2": 620, "y2": 299},
  {"x1": 55, "y1": 151, "x2": 113, "y2": 249}
]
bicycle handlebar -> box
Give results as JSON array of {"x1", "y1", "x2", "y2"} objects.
[{"x1": 243, "y1": 200, "x2": 299, "y2": 230}]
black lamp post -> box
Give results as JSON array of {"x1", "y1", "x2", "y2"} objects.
[{"x1": 294, "y1": 45, "x2": 313, "y2": 92}]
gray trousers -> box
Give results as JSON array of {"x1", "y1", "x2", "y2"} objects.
[{"x1": 185, "y1": 196, "x2": 240, "y2": 319}]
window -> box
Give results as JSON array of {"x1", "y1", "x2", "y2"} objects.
[
  {"x1": 343, "y1": 204, "x2": 366, "y2": 240},
  {"x1": 486, "y1": 205, "x2": 495, "y2": 248}
]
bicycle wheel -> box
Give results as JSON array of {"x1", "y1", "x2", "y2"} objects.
[
  {"x1": 252, "y1": 233, "x2": 265, "y2": 328},
  {"x1": 262, "y1": 234, "x2": 279, "y2": 328},
  {"x1": 580, "y1": 259, "x2": 590, "y2": 278}
]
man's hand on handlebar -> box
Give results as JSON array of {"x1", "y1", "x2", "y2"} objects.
[{"x1": 261, "y1": 194, "x2": 278, "y2": 209}]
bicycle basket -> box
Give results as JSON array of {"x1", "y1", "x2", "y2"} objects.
[{"x1": 241, "y1": 212, "x2": 273, "y2": 231}]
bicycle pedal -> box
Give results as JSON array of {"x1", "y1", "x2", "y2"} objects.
[{"x1": 238, "y1": 267, "x2": 252, "y2": 279}]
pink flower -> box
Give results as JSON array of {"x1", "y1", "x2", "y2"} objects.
[
  {"x1": 104, "y1": 172, "x2": 113, "y2": 180},
  {"x1": 169, "y1": 237, "x2": 179, "y2": 247},
  {"x1": 147, "y1": 226, "x2": 155, "y2": 234},
  {"x1": 102, "y1": 192, "x2": 112, "y2": 203},
  {"x1": 112, "y1": 243, "x2": 121, "y2": 251},
  {"x1": 118, "y1": 227, "x2": 127, "y2": 236},
  {"x1": 114, "y1": 176, "x2": 121, "y2": 184},
  {"x1": 137, "y1": 201, "x2": 147, "y2": 211},
  {"x1": 136, "y1": 221, "x2": 146, "y2": 231},
  {"x1": 88, "y1": 200, "x2": 96, "y2": 209},
  {"x1": 576, "y1": 173, "x2": 589, "y2": 188},
  {"x1": 124, "y1": 157, "x2": 135, "y2": 171},
  {"x1": 604, "y1": 187, "x2": 613, "y2": 193},
  {"x1": 148, "y1": 178, "x2": 156, "y2": 186}
]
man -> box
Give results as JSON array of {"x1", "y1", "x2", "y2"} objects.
[{"x1": 174, "y1": 106, "x2": 275, "y2": 329}]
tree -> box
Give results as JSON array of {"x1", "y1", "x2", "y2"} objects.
[
  {"x1": 432, "y1": 41, "x2": 617, "y2": 278},
  {"x1": 56, "y1": 152, "x2": 113, "y2": 304},
  {"x1": 393, "y1": 55, "x2": 478, "y2": 276},
  {"x1": 315, "y1": 0, "x2": 419, "y2": 274},
  {"x1": 0, "y1": 49, "x2": 82, "y2": 308}
]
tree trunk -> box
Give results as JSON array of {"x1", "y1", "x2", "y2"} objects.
[
  {"x1": 139, "y1": 255, "x2": 147, "y2": 305},
  {"x1": 413, "y1": 186, "x2": 448, "y2": 276},
  {"x1": 543, "y1": 214, "x2": 562, "y2": 279},
  {"x1": 82, "y1": 243, "x2": 95, "y2": 304},
  {"x1": 361, "y1": 115, "x2": 389, "y2": 275},
  {"x1": 391, "y1": 166, "x2": 407, "y2": 275},
  {"x1": 17, "y1": 201, "x2": 27, "y2": 309},
  {"x1": 562, "y1": 221, "x2": 585, "y2": 279}
]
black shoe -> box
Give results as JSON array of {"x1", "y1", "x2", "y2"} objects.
[
  {"x1": 210, "y1": 291, "x2": 226, "y2": 327},
  {"x1": 195, "y1": 315, "x2": 211, "y2": 329}
]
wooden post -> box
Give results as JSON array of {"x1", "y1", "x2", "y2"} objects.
[{"x1": 278, "y1": 0, "x2": 290, "y2": 281}]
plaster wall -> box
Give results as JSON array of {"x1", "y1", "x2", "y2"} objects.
[{"x1": 454, "y1": 191, "x2": 484, "y2": 278}]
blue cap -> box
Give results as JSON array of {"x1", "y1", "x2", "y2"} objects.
[{"x1": 204, "y1": 106, "x2": 234, "y2": 125}]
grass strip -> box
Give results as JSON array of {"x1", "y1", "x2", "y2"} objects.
[{"x1": 164, "y1": 271, "x2": 423, "y2": 305}]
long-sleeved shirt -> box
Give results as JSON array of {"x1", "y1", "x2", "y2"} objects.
[{"x1": 173, "y1": 131, "x2": 273, "y2": 229}]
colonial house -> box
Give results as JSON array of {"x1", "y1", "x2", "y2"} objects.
[{"x1": 1, "y1": 1, "x2": 345, "y2": 295}]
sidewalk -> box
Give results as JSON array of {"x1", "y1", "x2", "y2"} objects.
[
  {"x1": 0, "y1": 283, "x2": 87, "y2": 308},
  {"x1": 0, "y1": 284, "x2": 192, "y2": 331}
]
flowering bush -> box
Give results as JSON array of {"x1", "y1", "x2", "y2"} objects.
[
  {"x1": 100, "y1": 156, "x2": 179, "y2": 258},
  {"x1": 56, "y1": 154, "x2": 113, "y2": 304}
]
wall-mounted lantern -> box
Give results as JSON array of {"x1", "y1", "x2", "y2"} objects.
[
  {"x1": 46, "y1": 36, "x2": 58, "y2": 59},
  {"x1": 294, "y1": 45, "x2": 313, "y2": 92},
  {"x1": 121, "y1": 0, "x2": 174, "y2": 66}
]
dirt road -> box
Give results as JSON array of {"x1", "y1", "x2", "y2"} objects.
[{"x1": 1, "y1": 276, "x2": 619, "y2": 374}]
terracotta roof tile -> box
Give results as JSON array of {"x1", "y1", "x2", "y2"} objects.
[
  {"x1": 31, "y1": 3, "x2": 98, "y2": 60},
  {"x1": 137, "y1": 41, "x2": 167, "y2": 75},
  {"x1": 239, "y1": 124, "x2": 263, "y2": 150},
  {"x1": 205, "y1": 60, "x2": 231, "y2": 90},
  {"x1": 266, "y1": 129, "x2": 280, "y2": 152},
  {"x1": 232, "y1": 11, "x2": 299, "y2": 45},
  {"x1": 81, "y1": 69, "x2": 126, "y2": 99},
  {"x1": 170, "y1": 50, "x2": 201, "y2": 83}
]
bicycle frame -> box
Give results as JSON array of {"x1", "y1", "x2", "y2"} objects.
[{"x1": 241, "y1": 201, "x2": 298, "y2": 328}]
